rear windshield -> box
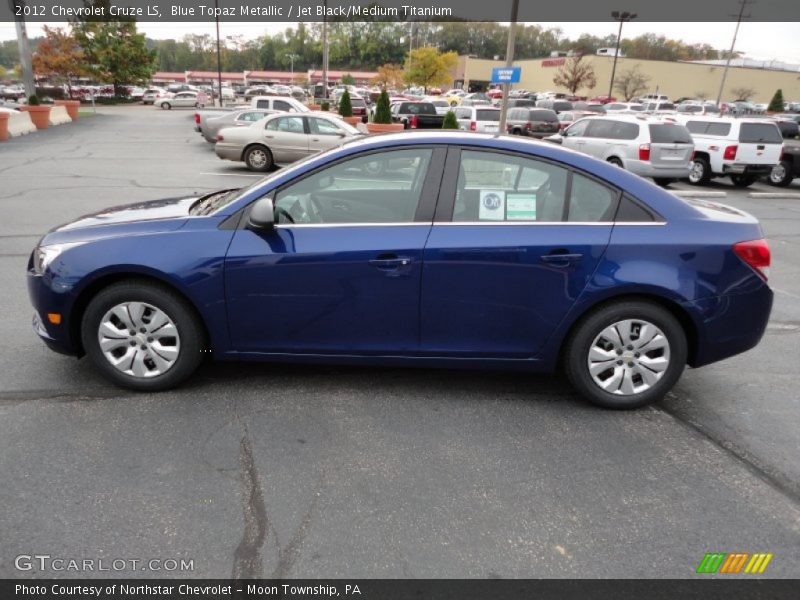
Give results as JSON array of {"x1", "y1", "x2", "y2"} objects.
[
  {"x1": 678, "y1": 105, "x2": 703, "y2": 113},
  {"x1": 739, "y1": 122, "x2": 783, "y2": 144},
  {"x1": 510, "y1": 99, "x2": 536, "y2": 107},
  {"x1": 528, "y1": 110, "x2": 558, "y2": 122},
  {"x1": 401, "y1": 103, "x2": 436, "y2": 115},
  {"x1": 351, "y1": 99, "x2": 366, "y2": 107},
  {"x1": 476, "y1": 110, "x2": 500, "y2": 121},
  {"x1": 553, "y1": 101, "x2": 573, "y2": 112},
  {"x1": 649, "y1": 124, "x2": 693, "y2": 144}
]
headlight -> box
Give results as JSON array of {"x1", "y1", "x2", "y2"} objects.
[{"x1": 32, "y1": 242, "x2": 84, "y2": 275}]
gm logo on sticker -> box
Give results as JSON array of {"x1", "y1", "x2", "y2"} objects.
[{"x1": 482, "y1": 193, "x2": 503, "y2": 211}]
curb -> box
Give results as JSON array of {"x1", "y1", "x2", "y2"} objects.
[
  {"x1": 671, "y1": 191, "x2": 727, "y2": 198},
  {"x1": 748, "y1": 192, "x2": 800, "y2": 199}
]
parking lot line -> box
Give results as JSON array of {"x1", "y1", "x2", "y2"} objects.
[{"x1": 198, "y1": 172, "x2": 263, "y2": 178}]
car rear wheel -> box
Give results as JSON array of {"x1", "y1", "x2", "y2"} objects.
[
  {"x1": 688, "y1": 157, "x2": 711, "y2": 185},
  {"x1": 730, "y1": 174, "x2": 756, "y2": 188},
  {"x1": 607, "y1": 157, "x2": 623, "y2": 168},
  {"x1": 564, "y1": 301, "x2": 687, "y2": 409},
  {"x1": 81, "y1": 280, "x2": 205, "y2": 391},
  {"x1": 768, "y1": 161, "x2": 793, "y2": 187},
  {"x1": 244, "y1": 145, "x2": 273, "y2": 171},
  {"x1": 161, "y1": 102, "x2": 171, "y2": 110}
]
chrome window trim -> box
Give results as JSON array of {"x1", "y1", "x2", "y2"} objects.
[{"x1": 271, "y1": 221, "x2": 666, "y2": 228}]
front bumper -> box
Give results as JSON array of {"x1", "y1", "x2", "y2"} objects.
[{"x1": 28, "y1": 268, "x2": 80, "y2": 356}]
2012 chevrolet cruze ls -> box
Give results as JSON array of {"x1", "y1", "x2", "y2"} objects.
[{"x1": 28, "y1": 132, "x2": 773, "y2": 409}]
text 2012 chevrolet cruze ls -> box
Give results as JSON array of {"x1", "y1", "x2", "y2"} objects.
[{"x1": 28, "y1": 132, "x2": 772, "y2": 409}]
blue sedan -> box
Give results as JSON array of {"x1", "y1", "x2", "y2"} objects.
[{"x1": 27, "y1": 132, "x2": 772, "y2": 409}]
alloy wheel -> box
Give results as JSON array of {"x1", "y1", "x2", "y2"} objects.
[
  {"x1": 248, "y1": 149, "x2": 267, "y2": 169},
  {"x1": 587, "y1": 319, "x2": 671, "y2": 396},
  {"x1": 97, "y1": 302, "x2": 181, "y2": 378},
  {"x1": 770, "y1": 163, "x2": 787, "y2": 184},
  {"x1": 689, "y1": 161, "x2": 705, "y2": 183}
]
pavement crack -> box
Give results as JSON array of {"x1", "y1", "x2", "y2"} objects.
[
  {"x1": 658, "y1": 400, "x2": 800, "y2": 504},
  {"x1": 271, "y1": 472, "x2": 325, "y2": 579},
  {"x1": 231, "y1": 425, "x2": 269, "y2": 580}
]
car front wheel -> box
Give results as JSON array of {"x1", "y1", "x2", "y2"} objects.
[
  {"x1": 81, "y1": 280, "x2": 205, "y2": 391},
  {"x1": 244, "y1": 145, "x2": 274, "y2": 171},
  {"x1": 768, "y1": 160, "x2": 794, "y2": 187},
  {"x1": 564, "y1": 301, "x2": 687, "y2": 409}
]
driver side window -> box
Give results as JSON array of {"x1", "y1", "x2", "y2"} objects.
[{"x1": 273, "y1": 149, "x2": 433, "y2": 225}]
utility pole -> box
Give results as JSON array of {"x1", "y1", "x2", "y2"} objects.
[
  {"x1": 214, "y1": 0, "x2": 223, "y2": 106},
  {"x1": 322, "y1": 0, "x2": 328, "y2": 100},
  {"x1": 10, "y1": 0, "x2": 36, "y2": 98},
  {"x1": 716, "y1": 0, "x2": 753, "y2": 106},
  {"x1": 497, "y1": 0, "x2": 519, "y2": 136},
  {"x1": 409, "y1": 21, "x2": 413, "y2": 54},
  {"x1": 286, "y1": 53, "x2": 299, "y2": 75},
  {"x1": 608, "y1": 10, "x2": 637, "y2": 99}
]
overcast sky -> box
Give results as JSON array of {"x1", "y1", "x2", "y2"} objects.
[{"x1": 1, "y1": 21, "x2": 799, "y2": 64}]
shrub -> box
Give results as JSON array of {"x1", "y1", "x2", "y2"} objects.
[
  {"x1": 374, "y1": 89, "x2": 392, "y2": 124},
  {"x1": 338, "y1": 89, "x2": 353, "y2": 117},
  {"x1": 442, "y1": 110, "x2": 459, "y2": 129},
  {"x1": 320, "y1": 100, "x2": 330, "y2": 111},
  {"x1": 768, "y1": 89, "x2": 784, "y2": 113},
  {"x1": 27, "y1": 94, "x2": 40, "y2": 106}
]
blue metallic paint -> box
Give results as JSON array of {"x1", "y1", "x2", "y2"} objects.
[{"x1": 27, "y1": 133, "x2": 773, "y2": 374}]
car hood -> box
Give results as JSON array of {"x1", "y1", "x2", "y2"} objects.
[{"x1": 49, "y1": 196, "x2": 197, "y2": 236}]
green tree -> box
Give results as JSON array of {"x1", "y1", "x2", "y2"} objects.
[
  {"x1": 373, "y1": 89, "x2": 392, "y2": 124},
  {"x1": 442, "y1": 111, "x2": 459, "y2": 129},
  {"x1": 768, "y1": 89, "x2": 785, "y2": 112},
  {"x1": 0, "y1": 65, "x2": 6, "y2": 80},
  {"x1": 338, "y1": 89, "x2": 353, "y2": 117},
  {"x1": 553, "y1": 54, "x2": 597, "y2": 95},
  {"x1": 71, "y1": 0, "x2": 156, "y2": 96},
  {"x1": 404, "y1": 47, "x2": 458, "y2": 93},
  {"x1": 341, "y1": 73, "x2": 355, "y2": 86}
]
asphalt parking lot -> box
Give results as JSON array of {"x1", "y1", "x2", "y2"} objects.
[{"x1": 1, "y1": 105, "x2": 798, "y2": 579}]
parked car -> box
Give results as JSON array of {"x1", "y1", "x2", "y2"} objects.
[
  {"x1": 460, "y1": 93, "x2": 492, "y2": 107},
  {"x1": 556, "y1": 111, "x2": 597, "y2": 131},
  {"x1": 244, "y1": 86, "x2": 273, "y2": 101},
  {"x1": 506, "y1": 98, "x2": 538, "y2": 109},
  {"x1": 676, "y1": 103, "x2": 720, "y2": 116},
  {"x1": 506, "y1": 107, "x2": 560, "y2": 138},
  {"x1": 197, "y1": 108, "x2": 278, "y2": 143},
  {"x1": 427, "y1": 99, "x2": 453, "y2": 116},
  {"x1": 154, "y1": 91, "x2": 207, "y2": 110},
  {"x1": 141, "y1": 87, "x2": 167, "y2": 105},
  {"x1": 573, "y1": 102, "x2": 606, "y2": 114},
  {"x1": 768, "y1": 140, "x2": 800, "y2": 187},
  {"x1": 536, "y1": 99, "x2": 574, "y2": 114},
  {"x1": 678, "y1": 117, "x2": 784, "y2": 187},
  {"x1": 604, "y1": 102, "x2": 645, "y2": 113},
  {"x1": 451, "y1": 106, "x2": 501, "y2": 133},
  {"x1": 249, "y1": 96, "x2": 309, "y2": 113},
  {"x1": 558, "y1": 115, "x2": 694, "y2": 186},
  {"x1": 337, "y1": 95, "x2": 369, "y2": 123},
  {"x1": 27, "y1": 132, "x2": 773, "y2": 409},
  {"x1": 643, "y1": 101, "x2": 676, "y2": 114},
  {"x1": 391, "y1": 102, "x2": 446, "y2": 129},
  {"x1": 443, "y1": 89, "x2": 467, "y2": 106},
  {"x1": 215, "y1": 112, "x2": 361, "y2": 171}
]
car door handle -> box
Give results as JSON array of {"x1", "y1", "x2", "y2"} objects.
[
  {"x1": 369, "y1": 255, "x2": 414, "y2": 270},
  {"x1": 265, "y1": 134, "x2": 274, "y2": 139},
  {"x1": 541, "y1": 252, "x2": 583, "y2": 266}
]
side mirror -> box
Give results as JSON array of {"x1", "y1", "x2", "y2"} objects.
[
  {"x1": 560, "y1": 129, "x2": 567, "y2": 136},
  {"x1": 247, "y1": 197, "x2": 275, "y2": 230}
]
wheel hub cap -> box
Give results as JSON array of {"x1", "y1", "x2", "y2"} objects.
[
  {"x1": 587, "y1": 319, "x2": 671, "y2": 396},
  {"x1": 98, "y1": 302, "x2": 181, "y2": 378}
]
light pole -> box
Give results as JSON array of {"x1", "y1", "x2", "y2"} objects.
[
  {"x1": 322, "y1": 0, "x2": 328, "y2": 100},
  {"x1": 9, "y1": 0, "x2": 36, "y2": 98},
  {"x1": 608, "y1": 10, "x2": 636, "y2": 99},
  {"x1": 497, "y1": 0, "x2": 520, "y2": 136},
  {"x1": 716, "y1": 0, "x2": 752, "y2": 106},
  {"x1": 214, "y1": 0, "x2": 223, "y2": 106},
  {"x1": 285, "y1": 53, "x2": 299, "y2": 76}
]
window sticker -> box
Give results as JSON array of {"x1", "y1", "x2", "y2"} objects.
[
  {"x1": 506, "y1": 194, "x2": 537, "y2": 221},
  {"x1": 479, "y1": 190, "x2": 505, "y2": 221}
]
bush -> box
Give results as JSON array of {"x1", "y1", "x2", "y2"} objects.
[
  {"x1": 442, "y1": 110, "x2": 459, "y2": 129},
  {"x1": 320, "y1": 100, "x2": 330, "y2": 111},
  {"x1": 768, "y1": 89, "x2": 784, "y2": 113},
  {"x1": 27, "y1": 94, "x2": 40, "y2": 106},
  {"x1": 373, "y1": 89, "x2": 392, "y2": 124},
  {"x1": 338, "y1": 89, "x2": 353, "y2": 117},
  {"x1": 35, "y1": 86, "x2": 66, "y2": 100}
]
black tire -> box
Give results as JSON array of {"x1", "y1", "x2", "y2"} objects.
[
  {"x1": 768, "y1": 160, "x2": 794, "y2": 187},
  {"x1": 161, "y1": 102, "x2": 171, "y2": 110},
  {"x1": 563, "y1": 300, "x2": 688, "y2": 409},
  {"x1": 653, "y1": 178, "x2": 674, "y2": 187},
  {"x1": 730, "y1": 174, "x2": 756, "y2": 188},
  {"x1": 607, "y1": 157, "x2": 623, "y2": 168},
  {"x1": 244, "y1": 145, "x2": 274, "y2": 172},
  {"x1": 688, "y1": 156, "x2": 711, "y2": 185},
  {"x1": 81, "y1": 280, "x2": 205, "y2": 392},
  {"x1": 511, "y1": 128, "x2": 522, "y2": 135}
]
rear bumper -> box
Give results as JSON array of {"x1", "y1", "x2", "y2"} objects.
[
  {"x1": 686, "y1": 283, "x2": 773, "y2": 368},
  {"x1": 722, "y1": 163, "x2": 775, "y2": 175},
  {"x1": 625, "y1": 159, "x2": 691, "y2": 178},
  {"x1": 215, "y1": 144, "x2": 244, "y2": 161}
]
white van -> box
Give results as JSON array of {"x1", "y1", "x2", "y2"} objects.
[{"x1": 678, "y1": 116, "x2": 783, "y2": 187}]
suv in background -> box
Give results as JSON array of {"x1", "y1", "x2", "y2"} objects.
[
  {"x1": 453, "y1": 106, "x2": 501, "y2": 133},
  {"x1": 536, "y1": 99, "x2": 574, "y2": 114},
  {"x1": 678, "y1": 117, "x2": 784, "y2": 187},
  {"x1": 506, "y1": 107, "x2": 559, "y2": 138},
  {"x1": 768, "y1": 141, "x2": 800, "y2": 187},
  {"x1": 560, "y1": 115, "x2": 694, "y2": 186}
]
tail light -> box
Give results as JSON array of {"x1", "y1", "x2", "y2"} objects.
[
  {"x1": 194, "y1": 113, "x2": 201, "y2": 124},
  {"x1": 638, "y1": 144, "x2": 650, "y2": 161},
  {"x1": 470, "y1": 121, "x2": 476, "y2": 131},
  {"x1": 525, "y1": 121, "x2": 532, "y2": 130},
  {"x1": 410, "y1": 115, "x2": 418, "y2": 128},
  {"x1": 690, "y1": 151, "x2": 696, "y2": 161},
  {"x1": 724, "y1": 145, "x2": 738, "y2": 160},
  {"x1": 733, "y1": 239, "x2": 770, "y2": 280},
  {"x1": 216, "y1": 134, "x2": 224, "y2": 142}
]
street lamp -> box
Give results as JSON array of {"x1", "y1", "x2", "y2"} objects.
[
  {"x1": 608, "y1": 10, "x2": 636, "y2": 99},
  {"x1": 285, "y1": 53, "x2": 299, "y2": 76}
]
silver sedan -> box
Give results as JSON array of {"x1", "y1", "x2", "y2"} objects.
[
  {"x1": 215, "y1": 112, "x2": 362, "y2": 171},
  {"x1": 201, "y1": 108, "x2": 278, "y2": 143}
]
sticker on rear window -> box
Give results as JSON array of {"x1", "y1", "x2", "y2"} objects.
[
  {"x1": 479, "y1": 190, "x2": 505, "y2": 221},
  {"x1": 506, "y1": 194, "x2": 537, "y2": 220}
]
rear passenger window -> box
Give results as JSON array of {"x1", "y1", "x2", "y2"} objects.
[
  {"x1": 615, "y1": 195, "x2": 656, "y2": 222},
  {"x1": 451, "y1": 151, "x2": 619, "y2": 223},
  {"x1": 706, "y1": 122, "x2": 731, "y2": 136}
]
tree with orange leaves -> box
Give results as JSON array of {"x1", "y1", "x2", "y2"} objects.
[{"x1": 32, "y1": 26, "x2": 89, "y2": 98}]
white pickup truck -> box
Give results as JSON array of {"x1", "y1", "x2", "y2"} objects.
[{"x1": 678, "y1": 116, "x2": 783, "y2": 187}]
